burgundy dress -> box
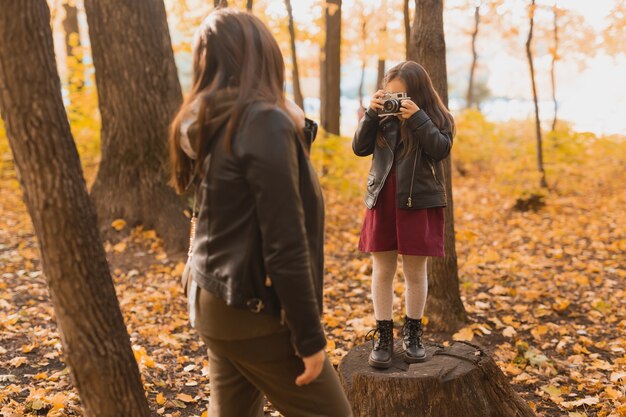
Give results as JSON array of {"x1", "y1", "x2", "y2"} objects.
[{"x1": 358, "y1": 163, "x2": 445, "y2": 257}]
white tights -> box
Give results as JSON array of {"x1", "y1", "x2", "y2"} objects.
[{"x1": 371, "y1": 251, "x2": 428, "y2": 321}]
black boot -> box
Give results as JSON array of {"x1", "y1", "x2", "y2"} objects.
[
  {"x1": 402, "y1": 316, "x2": 426, "y2": 363},
  {"x1": 367, "y1": 320, "x2": 394, "y2": 369}
]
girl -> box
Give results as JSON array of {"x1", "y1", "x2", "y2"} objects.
[
  {"x1": 353, "y1": 61, "x2": 454, "y2": 369},
  {"x1": 171, "y1": 9, "x2": 351, "y2": 416}
]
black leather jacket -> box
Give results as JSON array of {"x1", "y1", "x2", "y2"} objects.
[
  {"x1": 353, "y1": 108, "x2": 453, "y2": 209},
  {"x1": 189, "y1": 102, "x2": 325, "y2": 357}
]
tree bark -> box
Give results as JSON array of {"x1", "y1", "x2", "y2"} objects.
[
  {"x1": 83, "y1": 0, "x2": 188, "y2": 253},
  {"x1": 339, "y1": 341, "x2": 536, "y2": 417},
  {"x1": 247, "y1": 0, "x2": 253, "y2": 12},
  {"x1": 285, "y1": 0, "x2": 304, "y2": 109},
  {"x1": 408, "y1": 0, "x2": 467, "y2": 333},
  {"x1": 466, "y1": 4, "x2": 480, "y2": 109},
  {"x1": 404, "y1": 0, "x2": 411, "y2": 59},
  {"x1": 320, "y1": 0, "x2": 342, "y2": 135},
  {"x1": 551, "y1": 2, "x2": 558, "y2": 132},
  {"x1": 358, "y1": 19, "x2": 367, "y2": 110},
  {"x1": 525, "y1": 0, "x2": 548, "y2": 188},
  {"x1": 377, "y1": 22, "x2": 387, "y2": 89},
  {"x1": 63, "y1": 0, "x2": 84, "y2": 94},
  {"x1": 377, "y1": 59, "x2": 385, "y2": 89},
  {"x1": 63, "y1": 0, "x2": 80, "y2": 60},
  {"x1": 0, "y1": 2, "x2": 150, "y2": 417}
]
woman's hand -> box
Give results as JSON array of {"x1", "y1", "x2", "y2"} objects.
[
  {"x1": 399, "y1": 99, "x2": 420, "y2": 119},
  {"x1": 295, "y1": 349, "x2": 325, "y2": 386},
  {"x1": 285, "y1": 98, "x2": 306, "y2": 129},
  {"x1": 369, "y1": 89, "x2": 385, "y2": 112}
]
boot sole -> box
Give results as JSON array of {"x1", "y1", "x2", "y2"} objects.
[
  {"x1": 368, "y1": 357, "x2": 392, "y2": 369},
  {"x1": 403, "y1": 352, "x2": 427, "y2": 363}
]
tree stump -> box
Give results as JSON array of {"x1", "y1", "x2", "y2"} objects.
[{"x1": 338, "y1": 341, "x2": 536, "y2": 417}]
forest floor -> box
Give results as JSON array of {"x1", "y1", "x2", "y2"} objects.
[{"x1": 0, "y1": 116, "x2": 625, "y2": 417}]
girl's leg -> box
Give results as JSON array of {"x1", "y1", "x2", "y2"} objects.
[
  {"x1": 401, "y1": 255, "x2": 428, "y2": 319},
  {"x1": 371, "y1": 250, "x2": 398, "y2": 320}
]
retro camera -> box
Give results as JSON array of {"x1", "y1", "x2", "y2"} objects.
[{"x1": 379, "y1": 92, "x2": 410, "y2": 117}]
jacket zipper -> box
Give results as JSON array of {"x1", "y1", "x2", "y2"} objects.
[
  {"x1": 407, "y1": 147, "x2": 419, "y2": 207},
  {"x1": 372, "y1": 137, "x2": 394, "y2": 208}
]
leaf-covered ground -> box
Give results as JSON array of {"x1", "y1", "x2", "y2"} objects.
[{"x1": 1, "y1": 114, "x2": 625, "y2": 416}]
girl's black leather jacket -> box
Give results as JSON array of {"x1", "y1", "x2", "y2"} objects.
[{"x1": 352, "y1": 107, "x2": 453, "y2": 210}]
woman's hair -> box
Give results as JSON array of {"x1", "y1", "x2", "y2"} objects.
[
  {"x1": 377, "y1": 61, "x2": 455, "y2": 159},
  {"x1": 169, "y1": 9, "x2": 301, "y2": 193}
]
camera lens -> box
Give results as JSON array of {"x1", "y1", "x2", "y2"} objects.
[{"x1": 383, "y1": 99, "x2": 399, "y2": 113}]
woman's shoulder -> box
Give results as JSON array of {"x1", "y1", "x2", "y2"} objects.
[
  {"x1": 233, "y1": 101, "x2": 298, "y2": 159},
  {"x1": 242, "y1": 101, "x2": 295, "y2": 130}
]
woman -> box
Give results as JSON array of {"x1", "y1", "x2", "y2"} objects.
[
  {"x1": 170, "y1": 9, "x2": 351, "y2": 417},
  {"x1": 353, "y1": 61, "x2": 454, "y2": 369}
]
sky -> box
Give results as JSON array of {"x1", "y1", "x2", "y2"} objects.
[
  {"x1": 52, "y1": 0, "x2": 626, "y2": 136},
  {"x1": 286, "y1": 0, "x2": 626, "y2": 136}
]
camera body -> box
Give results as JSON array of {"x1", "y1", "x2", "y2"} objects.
[{"x1": 379, "y1": 92, "x2": 410, "y2": 117}]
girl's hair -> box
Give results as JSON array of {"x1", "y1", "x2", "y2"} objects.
[
  {"x1": 377, "y1": 61, "x2": 455, "y2": 159},
  {"x1": 169, "y1": 9, "x2": 302, "y2": 193}
]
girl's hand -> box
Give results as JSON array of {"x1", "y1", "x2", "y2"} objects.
[
  {"x1": 369, "y1": 89, "x2": 385, "y2": 111},
  {"x1": 399, "y1": 99, "x2": 420, "y2": 119}
]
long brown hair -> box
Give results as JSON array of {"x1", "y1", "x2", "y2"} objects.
[
  {"x1": 377, "y1": 61, "x2": 455, "y2": 159},
  {"x1": 169, "y1": 9, "x2": 302, "y2": 193}
]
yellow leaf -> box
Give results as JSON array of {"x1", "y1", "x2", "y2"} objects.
[
  {"x1": 502, "y1": 326, "x2": 517, "y2": 338},
  {"x1": 453, "y1": 326, "x2": 474, "y2": 342},
  {"x1": 9, "y1": 356, "x2": 27, "y2": 367},
  {"x1": 156, "y1": 393, "x2": 166, "y2": 405},
  {"x1": 531, "y1": 325, "x2": 549, "y2": 339},
  {"x1": 326, "y1": 339, "x2": 336, "y2": 352},
  {"x1": 176, "y1": 393, "x2": 196, "y2": 403},
  {"x1": 33, "y1": 372, "x2": 47, "y2": 380},
  {"x1": 542, "y1": 384, "x2": 562, "y2": 398},
  {"x1": 604, "y1": 387, "x2": 621, "y2": 400},
  {"x1": 51, "y1": 393, "x2": 66, "y2": 410},
  {"x1": 113, "y1": 241, "x2": 127, "y2": 253},
  {"x1": 21, "y1": 342, "x2": 38, "y2": 353},
  {"x1": 172, "y1": 262, "x2": 186, "y2": 277},
  {"x1": 111, "y1": 219, "x2": 126, "y2": 231}
]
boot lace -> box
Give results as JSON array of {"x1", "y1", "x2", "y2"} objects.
[
  {"x1": 366, "y1": 325, "x2": 392, "y2": 351},
  {"x1": 402, "y1": 320, "x2": 424, "y2": 348}
]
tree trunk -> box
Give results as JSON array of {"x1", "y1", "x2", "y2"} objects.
[
  {"x1": 339, "y1": 341, "x2": 536, "y2": 417},
  {"x1": 466, "y1": 5, "x2": 480, "y2": 109},
  {"x1": 408, "y1": 0, "x2": 467, "y2": 333},
  {"x1": 215, "y1": 0, "x2": 228, "y2": 7},
  {"x1": 403, "y1": 0, "x2": 411, "y2": 59},
  {"x1": 247, "y1": 0, "x2": 253, "y2": 12},
  {"x1": 377, "y1": 22, "x2": 387, "y2": 89},
  {"x1": 285, "y1": 0, "x2": 304, "y2": 109},
  {"x1": 358, "y1": 20, "x2": 367, "y2": 110},
  {"x1": 83, "y1": 0, "x2": 188, "y2": 254},
  {"x1": 320, "y1": 0, "x2": 342, "y2": 135},
  {"x1": 525, "y1": 0, "x2": 548, "y2": 188},
  {"x1": 63, "y1": 0, "x2": 80, "y2": 60},
  {"x1": 551, "y1": 3, "x2": 558, "y2": 132},
  {"x1": 377, "y1": 59, "x2": 385, "y2": 89},
  {"x1": 0, "y1": 2, "x2": 150, "y2": 417},
  {"x1": 63, "y1": 0, "x2": 84, "y2": 94}
]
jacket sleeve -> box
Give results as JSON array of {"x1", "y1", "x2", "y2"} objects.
[
  {"x1": 352, "y1": 107, "x2": 380, "y2": 157},
  {"x1": 236, "y1": 107, "x2": 326, "y2": 357},
  {"x1": 407, "y1": 109, "x2": 453, "y2": 162}
]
